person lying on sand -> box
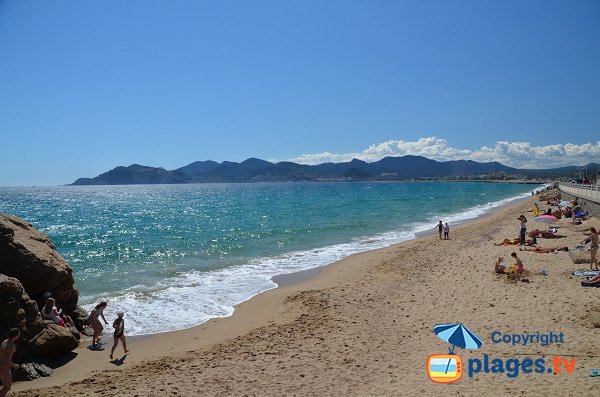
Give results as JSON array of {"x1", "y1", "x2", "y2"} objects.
[
  {"x1": 581, "y1": 274, "x2": 600, "y2": 287},
  {"x1": 495, "y1": 238, "x2": 535, "y2": 246},
  {"x1": 519, "y1": 246, "x2": 569, "y2": 253}
]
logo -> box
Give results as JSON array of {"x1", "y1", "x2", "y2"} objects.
[
  {"x1": 427, "y1": 324, "x2": 577, "y2": 383},
  {"x1": 427, "y1": 323, "x2": 482, "y2": 384}
]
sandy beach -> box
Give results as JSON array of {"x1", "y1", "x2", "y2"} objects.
[{"x1": 12, "y1": 196, "x2": 600, "y2": 397}]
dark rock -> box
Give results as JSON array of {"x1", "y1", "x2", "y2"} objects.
[
  {"x1": 11, "y1": 362, "x2": 52, "y2": 381},
  {"x1": 30, "y1": 324, "x2": 79, "y2": 356},
  {"x1": 32, "y1": 362, "x2": 52, "y2": 377},
  {"x1": 12, "y1": 363, "x2": 40, "y2": 381}
]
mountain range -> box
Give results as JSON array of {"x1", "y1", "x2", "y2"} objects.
[{"x1": 70, "y1": 156, "x2": 594, "y2": 185}]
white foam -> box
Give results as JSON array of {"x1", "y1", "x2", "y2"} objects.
[{"x1": 82, "y1": 189, "x2": 536, "y2": 336}]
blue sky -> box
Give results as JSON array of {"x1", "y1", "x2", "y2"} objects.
[{"x1": 0, "y1": 0, "x2": 599, "y2": 185}]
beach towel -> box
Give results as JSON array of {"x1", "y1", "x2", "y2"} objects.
[{"x1": 572, "y1": 270, "x2": 600, "y2": 277}]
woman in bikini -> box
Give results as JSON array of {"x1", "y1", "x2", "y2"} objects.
[
  {"x1": 90, "y1": 301, "x2": 108, "y2": 348},
  {"x1": 0, "y1": 328, "x2": 20, "y2": 397},
  {"x1": 581, "y1": 227, "x2": 599, "y2": 271},
  {"x1": 110, "y1": 311, "x2": 129, "y2": 360}
]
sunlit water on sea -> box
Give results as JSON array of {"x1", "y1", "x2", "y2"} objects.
[{"x1": 0, "y1": 182, "x2": 541, "y2": 335}]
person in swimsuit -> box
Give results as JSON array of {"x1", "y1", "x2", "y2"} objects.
[
  {"x1": 90, "y1": 301, "x2": 108, "y2": 348},
  {"x1": 519, "y1": 246, "x2": 569, "y2": 253},
  {"x1": 110, "y1": 312, "x2": 129, "y2": 360},
  {"x1": 518, "y1": 216, "x2": 527, "y2": 246},
  {"x1": 581, "y1": 227, "x2": 599, "y2": 271},
  {"x1": 0, "y1": 328, "x2": 20, "y2": 397},
  {"x1": 41, "y1": 298, "x2": 65, "y2": 327},
  {"x1": 434, "y1": 221, "x2": 443, "y2": 239}
]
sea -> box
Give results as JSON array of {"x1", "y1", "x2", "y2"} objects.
[{"x1": 0, "y1": 182, "x2": 542, "y2": 335}]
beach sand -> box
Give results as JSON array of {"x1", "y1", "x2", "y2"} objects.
[{"x1": 12, "y1": 197, "x2": 600, "y2": 396}]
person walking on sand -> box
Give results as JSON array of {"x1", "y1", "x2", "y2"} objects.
[
  {"x1": 110, "y1": 312, "x2": 129, "y2": 360},
  {"x1": 581, "y1": 227, "x2": 599, "y2": 271},
  {"x1": 518, "y1": 216, "x2": 527, "y2": 246},
  {"x1": 435, "y1": 221, "x2": 443, "y2": 239},
  {"x1": 90, "y1": 301, "x2": 108, "y2": 348},
  {"x1": 443, "y1": 222, "x2": 450, "y2": 240},
  {"x1": 0, "y1": 328, "x2": 20, "y2": 397}
]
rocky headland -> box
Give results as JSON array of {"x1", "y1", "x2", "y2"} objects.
[{"x1": 0, "y1": 213, "x2": 88, "y2": 380}]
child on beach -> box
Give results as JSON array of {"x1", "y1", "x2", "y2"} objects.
[
  {"x1": 443, "y1": 222, "x2": 449, "y2": 240},
  {"x1": 495, "y1": 256, "x2": 506, "y2": 274},
  {"x1": 509, "y1": 252, "x2": 524, "y2": 281},
  {"x1": 110, "y1": 311, "x2": 129, "y2": 360}
]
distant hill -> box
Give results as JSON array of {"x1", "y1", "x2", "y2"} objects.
[
  {"x1": 71, "y1": 164, "x2": 188, "y2": 185},
  {"x1": 70, "y1": 156, "x2": 594, "y2": 185}
]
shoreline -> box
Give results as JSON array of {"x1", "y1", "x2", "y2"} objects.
[{"x1": 13, "y1": 191, "x2": 547, "y2": 394}]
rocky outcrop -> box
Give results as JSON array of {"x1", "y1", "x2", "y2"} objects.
[
  {"x1": 0, "y1": 213, "x2": 79, "y2": 306},
  {"x1": 0, "y1": 275, "x2": 79, "y2": 360},
  {"x1": 0, "y1": 213, "x2": 86, "y2": 370}
]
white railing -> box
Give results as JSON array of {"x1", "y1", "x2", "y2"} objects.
[{"x1": 558, "y1": 182, "x2": 600, "y2": 204}]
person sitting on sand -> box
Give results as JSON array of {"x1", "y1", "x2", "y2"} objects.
[
  {"x1": 508, "y1": 252, "x2": 524, "y2": 281},
  {"x1": 110, "y1": 311, "x2": 129, "y2": 360},
  {"x1": 581, "y1": 227, "x2": 599, "y2": 271},
  {"x1": 0, "y1": 328, "x2": 20, "y2": 397},
  {"x1": 581, "y1": 274, "x2": 600, "y2": 287},
  {"x1": 495, "y1": 257, "x2": 506, "y2": 274},
  {"x1": 90, "y1": 301, "x2": 108, "y2": 348},
  {"x1": 41, "y1": 297, "x2": 66, "y2": 327},
  {"x1": 519, "y1": 246, "x2": 568, "y2": 253}
]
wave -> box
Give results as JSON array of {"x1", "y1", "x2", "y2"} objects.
[{"x1": 82, "y1": 189, "x2": 535, "y2": 336}]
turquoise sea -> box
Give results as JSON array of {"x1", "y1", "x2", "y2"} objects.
[{"x1": 0, "y1": 182, "x2": 542, "y2": 335}]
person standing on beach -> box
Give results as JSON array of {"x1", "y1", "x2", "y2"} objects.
[
  {"x1": 518, "y1": 216, "x2": 527, "y2": 246},
  {"x1": 110, "y1": 311, "x2": 129, "y2": 360},
  {"x1": 90, "y1": 301, "x2": 108, "y2": 348},
  {"x1": 443, "y1": 222, "x2": 450, "y2": 240},
  {"x1": 435, "y1": 221, "x2": 443, "y2": 239},
  {"x1": 0, "y1": 328, "x2": 20, "y2": 397},
  {"x1": 581, "y1": 227, "x2": 599, "y2": 271}
]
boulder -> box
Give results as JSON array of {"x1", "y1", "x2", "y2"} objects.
[
  {"x1": 0, "y1": 213, "x2": 86, "y2": 367},
  {"x1": 30, "y1": 324, "x2": 79, "y2": 356},
  {"x1": 12, "y1": 362, "x2": 52, "y2": 381},
  {"x1": 0, "y1": 213, "x2": 79, "y2": 306}
]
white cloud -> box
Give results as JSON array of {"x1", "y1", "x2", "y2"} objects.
[{"x1": 289, "y1": 137, "x2": 600, "y2": 169}]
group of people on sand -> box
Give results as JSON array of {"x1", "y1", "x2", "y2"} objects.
[
  {"x1": 495, "y1": 252, "x2": 526, "y2": 281},
  {"x1": 37, "y1": 297, "x2": 128, "y2": 359},
  {"x1": 498, "y1": 206, "x2": 599, "y2": 287},
  {"x1": 88, "y1": 302, "x2": 129, "y2": 360},
  {"x1": 435, "y1": 220, "x2": 450, "y2": 240},
  {"x1": 0, "y1": 302, "x2": 130, "y2": 396}
]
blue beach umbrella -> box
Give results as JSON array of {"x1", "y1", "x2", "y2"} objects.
[
  {"x1": 434, "y1": 323, "x2": 483, "y2": 375},
  {"x1": 433, "y1": 323, "x2": 483, "y2": 353}
]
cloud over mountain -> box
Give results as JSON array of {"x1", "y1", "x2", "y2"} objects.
[{"x1": 291, "y1": 137, "x2": 600, "y2": 169}]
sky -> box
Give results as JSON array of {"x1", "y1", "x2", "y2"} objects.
[{"x1": 0, "y1": 0, "x2": 599, "y2": 186}]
